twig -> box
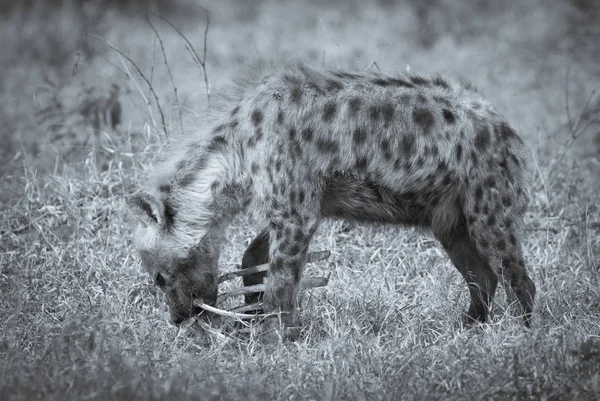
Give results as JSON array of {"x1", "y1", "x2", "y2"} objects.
[
  {"x1": 149, "y1": 34, "x2": 157, "y2": 98},
  {"x1": 92, "y1": 35, "x2": 168, "y2": 136},
  {"x1": 218, "y1": 275, "x2": 330, "y2": 301},
  {"x1": 218, "y1": 250, "x2": 331, "y2": 283},
  {"x1": 365, "y1": 60, "x2": 381, "y2": 71},
  {"x1": 548, "y1": 84, "x2": 600, "y2": 176},
  {"x1": 147, "y1": 16, "x2": 184, "y2": 135},
  {"x1": 151, "y1": 10, "x2": 211, "y2": 102},
  {"x1": 565, "y1": 67, "x2": 572, "y2": 132}
]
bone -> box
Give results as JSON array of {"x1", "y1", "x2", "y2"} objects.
[
  {"x1": 218, "y1": 274, "x2": 331, "y2": 301},
  {"x1": 229, "y1": 302, "x2": 264, "y2": 313},
  {"x1": 193, "y1": 300, "x2": 281, "y2": 320},
  {"x1": 218, "y1": 250, "x2": 331, "y2": 283}
]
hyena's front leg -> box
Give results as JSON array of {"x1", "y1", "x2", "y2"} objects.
[{"x1": 262, "y1": 212, "x2": 320, "y2": 336}]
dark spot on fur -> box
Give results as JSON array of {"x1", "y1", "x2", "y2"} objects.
[
  {"x1": 502, "y1": 196, "x2": 512, "y2": 207},
  {"x1": 316, "y1": 138, "x2": 339, "y2": 153},
  {"x1": 289, "y1": 127, "x2": 297, "y2": 141},
  {"x1": 470, "y1": 151, "x2": 479, "y2": 166},
  {"x1": 301, "y1": 128, "x2": 313, "y2": 142},
  {"x1": 229, "y1": 120, "x2": 239, "y2": 129},
  {"x1": 251, "y1": 162, "x2": 259, "y2": 174},
  {"x1": 289, "y1": 190, "x2": 296, "y2": 204},
  {"x1": 290, "y1": 140, "x2": 303, "y2": 158},
  {"x1": 247, "y1": 137, "x2": 256, "y2": 148},
  {"x1": 355, "y1": 157, "x2": 368, "y2": 171},
  {"x1": 372, "y1": 78, "x2": 391, "y2": 86},
  {"x1": 213, "y1": 123, "x2": 226, "y2": 134},
  {"x1": 389, "y1": 77, "x2": 415, "y2": 88},
  {"x1": 509, "y1": 234, "x2": 517, "y2": 245},
  {"x1": 163, "y1": 199, "x2": 177, "y2": 230},
  {"x1": 251, "y1": 109, "x2": 263, "y2": 127},
  {"x1": 475, "y1": 124, "x2": 491, "y2": 151},
  {"x1": 348, "y1": 97, "x2": 362, "y2": 116},
  {"x1": 480, "y1": 239, "x2": 489, "y2": 248},
  {"x1": 179, "y1": 172, "x2": 196, "y2": 187},
  {"x1": 416, "y1": 93, "x2": 427, "y2": 104},
  {"x1": 291, "y1": 86, "x2": 302, "y2": 103},
  {"x1": 272, "y1": 257, "x2": 284, "y2": 271},
  {"x1": 159, "y1": 183, "x2": 172, "y2": 193},
  {"x1": 353, "y1": 127, "x2": 367, "y2": 145},
  {"x1": 475, "y1": 185, "x2": 483, "y2": 201},
  {"x1": 487, "y1": 214, "x2": 496, "y2": 226},
  {"x1": 325, "y1": 79, "x2": 344, "y2": 91},
  {"x1": 381, "y1": 102, "x2": 395, "y2": 125},
  {"x1": 369, "y1": 105, "x2": 381, "y2": 121},
  {"x1": 230, "y1": 105, "x2": 240, "y2": 116},
  {"x1": 299, "y1": 190, "x2": 305, "y2": 204},
  {"x1": 455, "y1": 143, "x2": 463, "y2": 161},
  {"x1": 497, "y1": 121, "x2": 521, "y2": 143},
  {"x1": 484, "y1": 177, "x2": 496, "y2": 188},
  {"x1": 410, "y1": 75, "x2": 430, "y2": 86},
  {"x1": 433, "y1": 95, "x2": 451, "y2": 108},
  {"x1": 275, "y1": 159, "x2": 282, "y2": 173},
  {"x1": 412, "y1": 107, "x2": 435, "y2": 135},
  {"x1": 443, "y1": 109, "x2": 455, "y2": 124},
  {"x1": 277, "y1": 110, "x2": 284, "y2": 124},
  {"x1": 433, "y1": 76, "x2": 450, "y2": 89},
  {"x1": 401, "y1": 135, "x2": 415, "y2": 154},
  {"x1": 380, "y1": 139, "x2": 392, "y2": 160},
  {"x1": 496, "y1": 239, "x2": 507, "y2": 251},
  {"x1": 323, "y1": 101, "x2": 337, "y2": 122}
]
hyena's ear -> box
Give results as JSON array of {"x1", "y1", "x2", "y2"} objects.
[{"x1": 125, "y1": 190, "x2": 165, "y2": 227}]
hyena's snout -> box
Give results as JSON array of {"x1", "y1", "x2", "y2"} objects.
[{"x1": 167, "y1": 284, "x2": 218, "y2": 325}]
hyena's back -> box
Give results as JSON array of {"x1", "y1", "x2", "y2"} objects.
[{"x1": 228, "y1": 60, "x2": 529, "y2": 236}]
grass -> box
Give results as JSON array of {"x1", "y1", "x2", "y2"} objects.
[{"x1": 1, "y1": 0, "x2": 599, "y2": 400}]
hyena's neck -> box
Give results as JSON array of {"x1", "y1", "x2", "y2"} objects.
[{"x1": 165, "y1": 146, "x2": 247, "y2": 249}]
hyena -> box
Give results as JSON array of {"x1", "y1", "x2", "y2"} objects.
[{"x1": 126, "y1": 58, "x2": 535, "y2": 331}]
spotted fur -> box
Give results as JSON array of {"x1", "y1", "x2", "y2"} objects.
[{"x1": 126, "y1": 57, "x2": 535, "y2": 329}]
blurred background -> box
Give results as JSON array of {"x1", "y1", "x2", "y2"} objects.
[{"x1": 0, "y1": 0, "x2": 599, "y2": 177}]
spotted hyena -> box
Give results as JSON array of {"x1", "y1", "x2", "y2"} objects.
[{"x1": 126, "y1": 58, "x2": 535, "y2": 331}]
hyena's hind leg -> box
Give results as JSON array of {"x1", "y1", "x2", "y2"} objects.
[
  {"x1": 466, "y1": 184, "x2": 536, "y2": 326},
  {"x1": 240, "y1": 228, "x2": 270, "y2": 305},
  {"x1": 434, "y1": 222, "x2": 499, "y2": 325}
]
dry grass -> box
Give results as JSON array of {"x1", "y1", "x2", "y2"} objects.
[{"x1": 1, "y1": 1, "x2": 599, "y2": 400}]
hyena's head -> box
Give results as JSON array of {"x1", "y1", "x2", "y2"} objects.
[{"x1": 125, "y1": 190, "x2": 219, "y2": 325}]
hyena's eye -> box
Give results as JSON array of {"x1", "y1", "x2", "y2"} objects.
[{"x1": 154, "y1": 272, "x2": 166, "y2": 289}]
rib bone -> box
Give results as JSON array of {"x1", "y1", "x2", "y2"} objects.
[
  {"x1": 218, "y1": 274, "x2": 331, "y2": 301},
  {"x1": 218, "y1": 250, "x2": 331, "y2": 283}
]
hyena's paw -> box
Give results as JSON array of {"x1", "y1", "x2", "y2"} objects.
[{"x1": 460, "y1": 306, "x2": 489, "y2": 329}]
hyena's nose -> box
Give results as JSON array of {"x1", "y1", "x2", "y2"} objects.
[{"x1": 170, "y1": 313, "x2": 186, "y2": 326}]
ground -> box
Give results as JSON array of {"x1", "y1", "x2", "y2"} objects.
[{"x1": 1, "y1": 0, "x2": 599, "y2": 400}]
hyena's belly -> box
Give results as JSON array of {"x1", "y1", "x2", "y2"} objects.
[{"x1": 320, "y1": 173, "x2": 437, "y2": 227}]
